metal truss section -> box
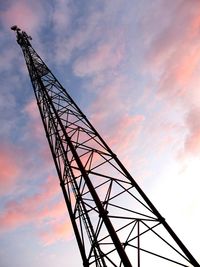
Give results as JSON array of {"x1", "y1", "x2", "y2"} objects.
[{"x1": 12, "y1": 28, "x2": 200, "y2": 267}]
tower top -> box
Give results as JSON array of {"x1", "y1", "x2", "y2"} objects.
[
  {"x1": 11, "y1": 25, "x2": 32, "y2": 46},
  {"x1": 11, "y1": 25, "x2": 21, "y2": 32}
]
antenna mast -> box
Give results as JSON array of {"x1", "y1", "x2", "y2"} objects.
[{"x1": 11, "y1": 26, "x2": 200, "y2": 267}]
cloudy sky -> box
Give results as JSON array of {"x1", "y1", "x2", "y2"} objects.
[{"x1": 0, "y1": 0, "x2": 200, "y2": 266}]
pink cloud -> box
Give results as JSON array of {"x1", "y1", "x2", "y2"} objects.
[
  {"x1": 24, "y1": 99, "x2": 44, "y2": 139},
  {"x1": 53, "y1": 9, "x2": 106, "y2": 64},
  {"x1": 0, "y1": 197, "x2": 72, "y2": 247},
  {"x1": 40, "y1": 199, "x2": 66, "y2": 224},
  {"x1": 172, "y1": 50, "x2": 199, "y2": 88},
  {"x1": 157, "y1": 46, "x2": 200, "y2": 99},
  {"x1": 0, "y1": 170, "x2": 74, "y2": 245},
  {"x1": 0, "y1": 175, "x2": 61, "y2": 231},
  {"x1": 107, "y1": 114, "x2": 145, "y2": 154},
  {"x1": 0, "y1": 143, "x2": 23, "y2": 196},
  {"x1": 25, "y1": 99, "x2": 39, "y2": 120},
  {"x1": 188, "y1": 13, "x2": 200, "y2": 39},
  {"x1": 90, "y1": 75, "x2": 131, "y2": 124},
  {"x1": 2, "y1": 0, "x2": 43, "y2": 33},
  {"x1": 53, "y1": 2, "x2": 129, "y2": 66},
  {"x1": 0, "y1": 49, "x2": 19, "y2": 73},
  {"x1": 23, "y1": 99, "x2": 55, "y2": 171},
  {"x1": 183, "y1": 108, "x2": 200, "y2": 156},
  {"x1": 23, "y1": 99, "x2": 54, "y2": 169},
  {"x1": 144, "y1": 1, "x2": 200, "y2": 159},
  {"x1": 87, "y1": 73, "x2": 145, "y2": 161},
  {"x1": 73, "y1": 41, "x2": 124, "y2": 77},
  {"x1": 40, "y1": 220, "x2": 73, "y2": 246},
  {"x1": 52, "y1": 0, "x2": 71, "y2": 33},
  {"x1": 146, "y1": 2, "x2": 200, "y2": 96}
]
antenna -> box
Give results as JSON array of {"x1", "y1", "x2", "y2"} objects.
[{"x1": 11, "y1": 27, "x2": 200, "y2": 267}]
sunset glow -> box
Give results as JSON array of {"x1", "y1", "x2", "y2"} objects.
[{"x1": 0, "y1": 1, "x2": 200, "y2": 266}]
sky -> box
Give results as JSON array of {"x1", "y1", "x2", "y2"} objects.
[{"x1": 0, "y1": 0, "x2": 200, "y2": 266}]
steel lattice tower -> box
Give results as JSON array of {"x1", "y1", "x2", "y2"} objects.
[{"x1": 12, "y1": 26, "x2": 199, "y2": 267}]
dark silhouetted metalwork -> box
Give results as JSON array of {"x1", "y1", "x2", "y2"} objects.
[{"x1": 12, "y1": 26, "x2": 200, "y2": 267}]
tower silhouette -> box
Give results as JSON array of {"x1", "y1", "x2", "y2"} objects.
[{"x1": 11, "y1": 26, "x2": 199, "y2": 267}]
